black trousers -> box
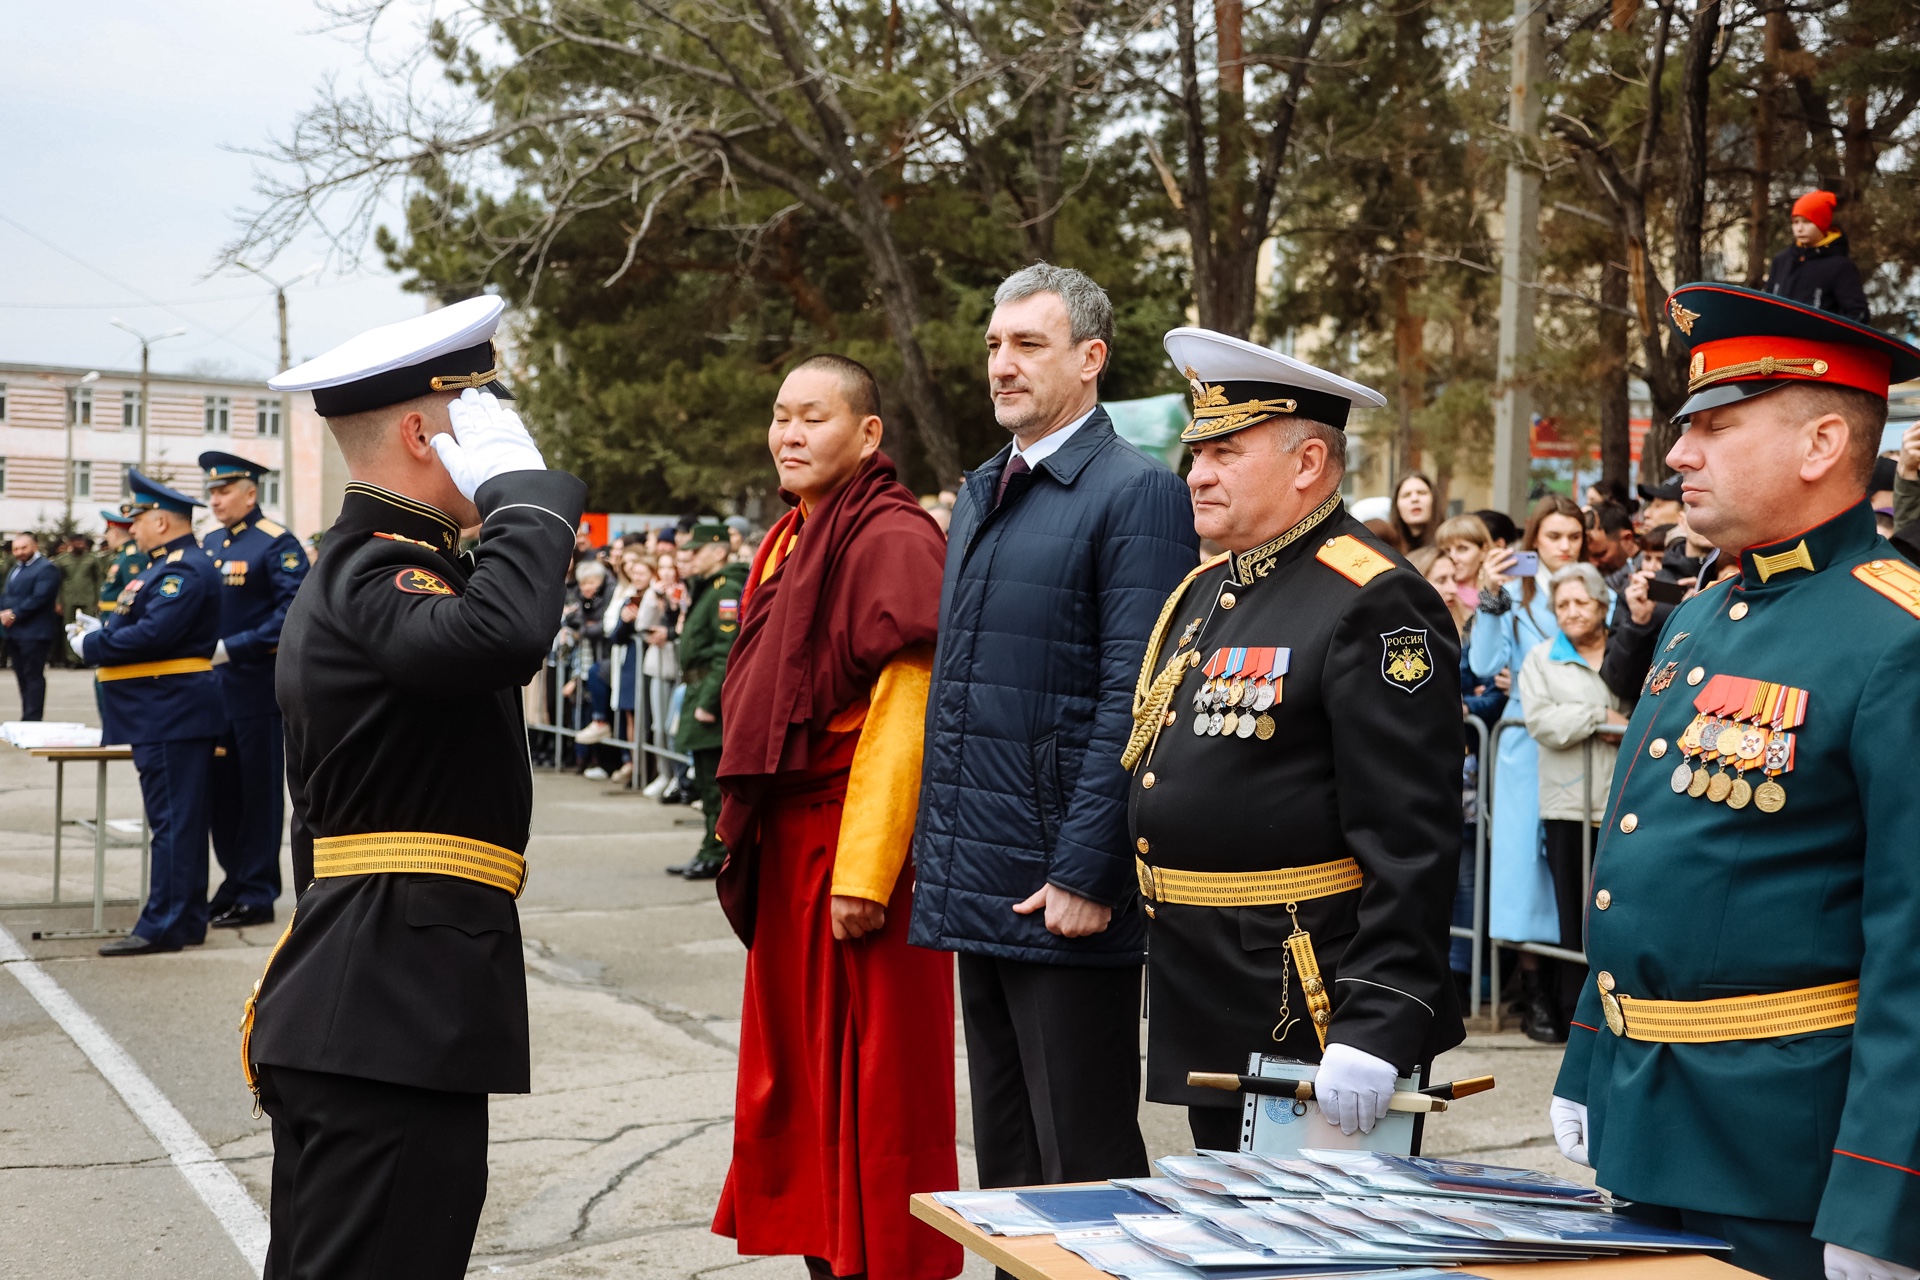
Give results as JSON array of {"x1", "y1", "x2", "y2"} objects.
[
  {"x1": 1187, "y1": 1105, "x2": 1243, "y2": 1154},
  {"x1": 957, "y1": 952, "x2": 1149, "y2": 1189},
  {"x1": 260, "y1": 1065, "x2": 489, "y2": 1280},
  {"x1": 1541, "y1": 820, "x2": 1595, "y2": 1028},
  {"x1": 10, "y1": 638, "x2": 49, "y2": 721},
  {"x1": 209, "y1": 711, "x2": 286, "y2": 912}
]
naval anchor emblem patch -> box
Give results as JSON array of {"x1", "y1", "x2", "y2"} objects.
[
  {"x1": 1380, "y1": 627, "x2": 1433, "y2": 693},
  {"x1": 394, "y1": 567, "x2": 457, "y2": 596}
]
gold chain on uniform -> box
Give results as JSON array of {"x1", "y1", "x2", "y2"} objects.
[{"x1": 1123, "y1": 553, "x2": 1228, "y2": 770}]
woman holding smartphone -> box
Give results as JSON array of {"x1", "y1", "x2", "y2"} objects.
[{"x1": 1469, "y1": 494, "x2": 1589, "y2": 1041}]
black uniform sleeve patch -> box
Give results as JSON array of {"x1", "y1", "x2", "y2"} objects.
[
  {"x1": 1380, "y1": 626, "x2": 1434, "y2": 692},
  {"x1": 394, "y1": 567, "x2": 457, "y2": 596}
]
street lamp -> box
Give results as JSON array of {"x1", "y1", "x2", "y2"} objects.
[
  {"x1": 109, "y1": 320, "x2": 187, "y2": 474},
  {"x1": 38, "y1": 370, "x2": 101, "y2": 528},
  {"x1": 231, "y1": 261, "x2": 319, "y2": 533}
]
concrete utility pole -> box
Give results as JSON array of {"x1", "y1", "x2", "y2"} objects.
[
  {"x1": 233, "y1": 263, "x2": 318, "y2": 535},
  {"x1": 110, "y1": 320, "x2": 186, "y2": 475},
  {"x1": 1493, "y1": 0, "x2": 1547, "y2": 518}
]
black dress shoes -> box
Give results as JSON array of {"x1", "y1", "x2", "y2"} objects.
[
  {"x1": 98, "y1": 934, "x2": 181, "y2": 957},
  {"x1": 210, "y1": 904, "x2": 276, "y2": 929},
  {"x1": 678, "y1": 858, "x2": 723, "y2": 881}
]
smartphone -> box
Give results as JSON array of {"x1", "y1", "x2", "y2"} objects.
[
  {"x1": 1647, "y1": 578, "x2": 1690, "y2": 605},
  {"x1": 1509, "y1": 550, "x2": 1540, "y2": 578}
]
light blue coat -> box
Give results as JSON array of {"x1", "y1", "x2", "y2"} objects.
[{"x1": 1468, "y1": 575, "x2": 1561, "y2": 942}]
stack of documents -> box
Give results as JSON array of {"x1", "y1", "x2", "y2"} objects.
[
  {"x1": 937, "y1": 1149, "x2": 1730, "y2": 1279},
  {"x1": 1, "y1": 722, "x2": 101, "y2": 749}
]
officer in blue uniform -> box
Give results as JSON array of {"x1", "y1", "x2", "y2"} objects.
[
  {"x1": 199, "y1": 450, "x2": 310, "y2": 928},
  {"x1": 1550, "y1": 285, "x2": 1920, "y2": 1280},
  {"x1": 70, "y1": 470, "x2": 225, "y2": 956}
]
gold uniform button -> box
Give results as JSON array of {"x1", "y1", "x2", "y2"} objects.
[
  {"x1": 1136, "y1": 837, "x2": 1150, "y2": 854},
  {"x1": 1597, "y1": 970, "x2": 1616, "y2": 992},
  {"x1": 1686, "y1": 667, "x2": 1705, "y2": 686},
  {"x1": 1220, "y1": 592, "x2": 1237, "y2": 609},
  {"x1": 1164, "y1": 710, "x2": 1178, "y2": 727},
  {"x1": 1729, "y1": 601, "x2": 1749, "y2": 620},
  {"x1": 1595, "y1": 889, "x2": 1612, "y2": 910},
  {"x1": 1649, "y1": 738, "x2": 1668, "y2": 759},
  {"x1": 1619, "y1": 813, "x2": 1639, "y2": 834},
  {"x1": 1142, "y1": 772, "x2": 1156, "y2": 789}
]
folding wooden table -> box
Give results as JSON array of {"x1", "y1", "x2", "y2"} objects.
[{"x1": 910, "y1": 1192, "x2": 1762, "y2": 1280}]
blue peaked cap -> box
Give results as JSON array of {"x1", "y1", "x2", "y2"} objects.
[{"x1": 124, "y1": 468, "x2": 203, "y2": 516}]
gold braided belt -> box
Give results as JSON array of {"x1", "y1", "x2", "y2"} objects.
[
  {"x1": 96, "y1": 657, "x2": 213, "y2": 682},
  {"x1": 313, "y1": 831, "x2": 528, "y2": 896},
  {"x1": 1137, "y1": 856, "x2": 1363, "y2": 1053},
  {"x1": 1596, "y1": 973, "x2": 1858, "y2": 1043}
]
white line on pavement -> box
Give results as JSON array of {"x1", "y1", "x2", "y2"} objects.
[{"x1": 0, "y1": 924, "x2": 269, "y2": 1275}]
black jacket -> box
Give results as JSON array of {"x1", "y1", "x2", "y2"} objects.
[
  {"x1": 1128, "y1": 503, "x2": 1466, "y2": 1101},
  {"x1": 251, "y1": 471, "x2": 586, "y2": 1094},
  {"x1": 908, "y1": 411, "x2": 1199, "y2": 965},
  {"x1": 1766, "y1": 234, "x2": 1869, "y2": 322}
]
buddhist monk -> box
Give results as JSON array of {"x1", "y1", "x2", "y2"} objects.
[{"x1": 711, "y1": 353, "x2": 960, "y2": 1280}]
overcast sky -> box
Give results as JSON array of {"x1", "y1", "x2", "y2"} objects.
[{"x1": 1, "y1": 1, "x2": 434, "y2": 381}]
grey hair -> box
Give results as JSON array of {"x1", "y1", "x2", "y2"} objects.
[
  {"x1": 994, "y1": 262, "x2": 1114, "y2": 353},
  {"x1": 1273, "y1": 417, "x2": 1348, "y2": 479},
  {"x1": 1548, "y1": 561, "x2": 1611, "y2": 610},
  {"x1": 575, "y1": 558, "x2": 609, "y2": 582}
]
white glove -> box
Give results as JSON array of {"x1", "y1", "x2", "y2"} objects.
[
  {"x1": 211, "y1": 639, "x2": 230, "y2": 666},
  {"x1": 1826, "y1": 1245, "x2": 1920, "y2": 1280},
  {"x1": 1314, "y1": 1043, "x2": 1398, "y2": 1136},
  {"x1": 1550, "y1": 1095, "x2": 1590, "y2": 1166},
  {"x1": 65, "y1": 614, "x2": 103, "y2": 647},
  {"x1": 431, "y1": 387, "x2": 546, "y2": 502}
]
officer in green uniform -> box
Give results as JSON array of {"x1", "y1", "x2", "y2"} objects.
[
  {"x1": 670, "y1": 523, "x2": 750, "y2": 880},
  {"x1": 97, "y1": 510, "x2": 150, "y2": 618},
  {"x1": 1551, "y1": 284, "x2": 1920, "y2": 1280},
  {"x1": 55, "y1": 533, "x2": 106, "y2": 663}
]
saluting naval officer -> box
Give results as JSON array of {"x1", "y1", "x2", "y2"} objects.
[
  {"x1": 1549, "y1": 285, "x2": 1920, "y2": 1280},
  {"x1": 198, "y1": 450, "x2": 310, "y2": 929},
  {"x1": 70, "y1": 472, "x2": 225, "y2": 956},
  {"x1": 1124, "y1": 328, "x2": 1465, "y2": 1152},
  {"x1": 240, "y1": 296, "x2": 586, "y2": 1279}
]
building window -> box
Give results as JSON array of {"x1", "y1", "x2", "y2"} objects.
[
  {"x1": 257, "y1": 397, "x2": 283, "y2": 438},
  {"x1": 122, "y1": 390, "x2": 141, "y2": 428},
  {"x1": 261, "y1": 469, "x2": 283, "y2": 508},
  {"x1": 0, "y1": 384, "x2": 8, "y2": 422},
  {"x1": 120, "y1": 465, "x2": 133, "y2": 498},
  {"x1": 0, "y1": 457, "x2": 7, "y2": 494},
  {"x1": 205, "y1": 395, "x2": 231, "y2": 434},
  {"x1": 73, "y1": 460, "x2": 92, "y2": 498},
  {"x1": 70, "y1": 387, "x2": 93, "y2": 426}
]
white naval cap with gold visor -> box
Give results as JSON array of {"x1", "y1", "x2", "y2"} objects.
[
  {"x1": 269, "y1": 294, "x2": 514, "y2": 418},
  {"x1": 1165, "y1": 326, "x2": 1386, "y2": 443}
]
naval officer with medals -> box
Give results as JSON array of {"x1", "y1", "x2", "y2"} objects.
[
  {"x1": 1125, "y1": 328, "x2": 1465, "y2": 1152},
  {"x1": 241, "y1": 296, "x2": 586, "y2": 1278},
  {"x1": 1550, "y1": 286, "x2": 1920, "y2": 1280}
]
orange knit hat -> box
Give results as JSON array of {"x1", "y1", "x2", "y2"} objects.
[{"x1": 1791, "y1": 189, "x2": 1837, "y2": 233}]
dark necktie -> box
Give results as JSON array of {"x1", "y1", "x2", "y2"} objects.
[{"x1": 995, "y1": 453, "x2": 1030, "y2": 508}]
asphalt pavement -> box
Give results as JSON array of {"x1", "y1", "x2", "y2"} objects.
[{"x1": 0, "y1": 667, "x2": 1584, "y2": 1278}]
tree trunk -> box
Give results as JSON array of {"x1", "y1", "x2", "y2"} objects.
[
  {"x1": 1745, "y1": 6, "x2": 1780, "y2": 286},
  {"x1": 1391, "y1": 264, "x2": 1426, "y2": 478},
  {"x1": 1599, "y1": 254, "x2": 1632, "y2": 488},
  {"x1": 1174, "y1": 0, "x2": 1218, "y2": 328}
]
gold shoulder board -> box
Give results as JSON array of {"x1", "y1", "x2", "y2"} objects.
[
  {"x1": 1854, "y1": 558, "x2": 1920, "y2": 619},
  {"x1": 256, "y1": 518, "x2": 287, "y2": 538},
  {"x1": 1315, "y1": 535, "x2": 1394, "y2": 587}
]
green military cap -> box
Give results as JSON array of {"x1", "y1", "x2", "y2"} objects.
[{"x1": 688, "y1": 522, "x2": 730, "y2": 546}]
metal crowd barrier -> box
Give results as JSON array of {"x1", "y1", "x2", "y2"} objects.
[
  {"x1": 1477, "y1": 717, "x2": 1626, "y2": 1031},
  {"x1": 531, "y1": 643, "x2": 690, "y2": 791}
]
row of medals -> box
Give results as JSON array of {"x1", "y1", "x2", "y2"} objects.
[
  {"x1": 1193, "y1": 673, "x2": 1277, "y2": 739},
  {"x1": 1667, "y1": 713, "x2": 1790, "y2": 813}
]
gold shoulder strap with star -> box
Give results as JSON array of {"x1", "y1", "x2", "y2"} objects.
[{"x1": 1123, "y1": 553, "x2": 1229, "y2": 771}]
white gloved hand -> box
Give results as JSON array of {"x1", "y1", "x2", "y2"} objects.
[
  {"x1": 1314, "y1": 1043, "x2": 1398, "y2": 1136},
  {"x1": 1825, "y1": 1244, "x2": 1920, "y2": 1280},
  {"x1": 431, "y1": 387, "x2": 547, "y2": 502},
  {"x1": 65, "y1": 613, "x2": 103, "y2": 648},
  {"x1": 1549, "y1": 1095, "x2": 1590, "y2": 1167},
  {"x1": 211, "y1": 639, "x2": 230, "y2": 666}
]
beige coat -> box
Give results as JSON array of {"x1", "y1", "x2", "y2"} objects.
[{"x1": 1519, "y1": 633, "x2": 1625, "y2": 822}]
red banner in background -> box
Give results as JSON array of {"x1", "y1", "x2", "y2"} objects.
[
  {"x1": 1531, "y1": 418, "x2": 1650, "y2": 464},
  {"x1": 580, "y1": 512, "x2": 608, "y2": 547}
]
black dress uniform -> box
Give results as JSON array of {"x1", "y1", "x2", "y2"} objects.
[
  {"x1": 81, "y1": 472, "x2": 225, "y2": 953},
  {"x1": 200, "y1": 451, "x2": 311, "y2": 924},
  {"x1": 1126, "y1": 330, "x2": 1465, "y2": 1150},
  {"x1": 242, "y1": 295, "x2": 587, "y2": 1280}
]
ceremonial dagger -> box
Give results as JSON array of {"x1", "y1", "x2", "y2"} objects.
[{"x1": 1185, "y1": 1072, "x2": 1496, "y2": 1114}]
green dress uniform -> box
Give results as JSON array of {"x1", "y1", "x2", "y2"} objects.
[
  {"x1": 676, "y1": 541, "x2": 751, "y2": 874},
  {"x1": 1125, "y1": 329, "x2": 1466, "y2": 1150},
  {"x1": 1556, "y1": 284, "x2": 1920, "y2": 1277},
  {"x1": 99, "y1": 541, "x2": 149, "y2": 616}
]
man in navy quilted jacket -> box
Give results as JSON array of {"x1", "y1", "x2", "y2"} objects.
[{"x1": 909, "y1": 264, "x2": 1198, "y2": 1224}]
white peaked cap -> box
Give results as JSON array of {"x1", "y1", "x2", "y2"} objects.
[
  {"x1": 270, "y1": 295, "x2": 511, "y2": 417},
  {"x1": 1164, "y1": 326, "x2": 1385, "y2": 439}
]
